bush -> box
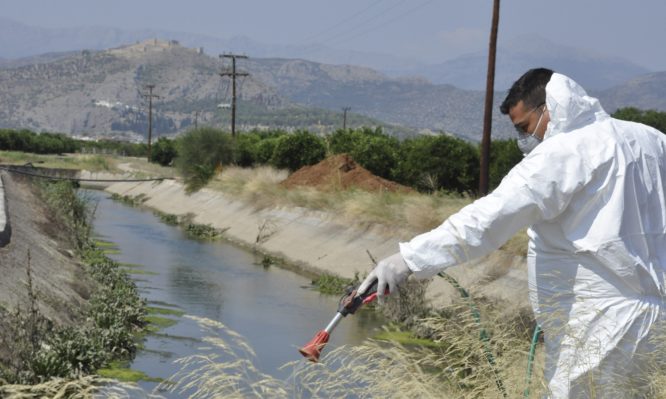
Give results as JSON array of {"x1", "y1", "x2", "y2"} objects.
[
  {"x1": 0, "y1": 129, "x2": 80, "y2": 154},
  {"x1": 234, "y1": 133, "x2": 261, "y2": 167},
  {"x1": 174, "y1": 127, "x2": 234, "y2": 191},
  {"x1": 150, "y1": 137, "x2": 177, "y2": 166},
  {"x1": 613, "y1": 107, "x2": 666, "y2": 133},
  {"x1": 395, "y1": 135, "x2": 479, "y2": 193},
  {"x1": 489, "y1": 139, "x2": 523, "y2": 190},
  {"x1": 350, "y1": 133, "x2": 399, "y2": 180},
  {"x1": 270, "y1": 130, "x2": 326, "y2": 171}
]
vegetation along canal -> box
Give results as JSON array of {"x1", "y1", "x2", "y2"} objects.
[{"x1": 87, "y1": 189, "x2": 384, "y2": 395}]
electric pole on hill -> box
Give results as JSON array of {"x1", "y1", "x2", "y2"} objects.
[
  {"x1": 479, "y1": 0, "x2": 500, "y2": 196},
  {"x1": 342, "y1": 106, "x2": 351, "y2": 130},
  {"x1": 141, "y1": 84, "x2": 160, "y2": 161},
  {"x1": 219, "y1": 54, "x2": 249, "y2": 138}
]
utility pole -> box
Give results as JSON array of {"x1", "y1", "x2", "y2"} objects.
[
  {"x1": 342, "y1": 106, "x2": 351, "y2": 130},
  {"x1": 141, "y1": 84, "x2": 160, "y2": 161},
  {"x1": 479, "y1": 0, "x2": 500, "y2": 196},
  {"x1": 219, "y1": 53, "x2": 249, "y2": 138}
]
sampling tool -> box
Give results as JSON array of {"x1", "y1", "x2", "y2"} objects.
[{"x1": 299, "y1": 278, "x2": 384, "y2": 362}]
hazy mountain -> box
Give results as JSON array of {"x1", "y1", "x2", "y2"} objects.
[
  {"x1": 0, "y1": 39, "x2": 521, "y2": 140},
  {"x1": 595, "y1": 71, "x2": 666, "y2": 113},
  {"x1": 0, "y1": 39, "x2": 662, "y2": 142},
  {"x1": 0, "y1": 17, "x2": 417, "y2": 72},
  {"x1": 389, "y1": 35, "x2": 651, "y2": 91},
  {"x1": 1, "y1": 18, "x2": 651, "y2": 94},
  {"x1": 0, "y1": 40, "x2": 409, "y2": 140}
]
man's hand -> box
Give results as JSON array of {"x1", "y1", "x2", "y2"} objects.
[{"x1": 358, "y1": 252, "x2": 412, "y2": 304}]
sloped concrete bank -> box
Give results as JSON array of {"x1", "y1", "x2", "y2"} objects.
[
  {"x1": 105, "y1": 179, "x2": 530, "y2": 312},
  {"x1": 0, "y1": 171, "x2": 95, "y2": 354}
]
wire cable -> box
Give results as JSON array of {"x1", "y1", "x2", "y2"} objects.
[{"x1": 0, "y1": 165, "x2": 171, "y2": 183}]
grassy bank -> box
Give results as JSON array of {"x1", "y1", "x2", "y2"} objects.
[
  {"x1": 0, "y1": 150, "x2": 119, "y2": 172},
  {"x1": 0, "y1": 181, "x2": 146, "y2": 392}
]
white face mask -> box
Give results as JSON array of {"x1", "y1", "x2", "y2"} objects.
[
  {"x1": 517, "y1": 132, "x2": 542, "y2": 155},
  {"x1": 517, "y1": 106, "x2": 546, "y2": 155}
]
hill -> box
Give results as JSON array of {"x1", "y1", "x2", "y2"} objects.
[
  {"x1": 0, "y1": 39, "x2": 512, "y2": 140},
  {"x1": 595, "y1": 71, "x2": 666, "y2": 113},
  {"x1": 1, "y1": 39, "x2": 664, "y2": 141},
  {"x1": 390, "y1": 35, "x2": 650, "y2": 91}
]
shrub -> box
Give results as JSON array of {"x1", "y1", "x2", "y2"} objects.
[
  {"x1": 488, "y1": 139, "x2": 523, "y2": 190},
  {"x1": 270, "y1": 130, "x2": 326, "y2": 171},
  {"x1": 613, "y1": 107, "x2": 666, "y2": 133},
  {"x1": 174, "y1": 127, "x2": 234, "y2": 191},
  {"x1": 234, "y1": 133, "x2": 261, "y2": 167},
  {"x1": 350, "y1": 133, "x2": 399, "y2": 180},
  {"x1": 395, "y1": 135, "x2": 479, "y2": 193},
  {"x1": 150, "y1": 137, "x2": 177, "y2": 166},
  {"x1": 0, "y1": 129, "x2": 80, "y2": 154}
]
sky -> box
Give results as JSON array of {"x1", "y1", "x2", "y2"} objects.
[{"x1": 2, "y1": 0, "x2": 666, "y2": 70}]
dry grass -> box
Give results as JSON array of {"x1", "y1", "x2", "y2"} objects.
[
  {"x1": 157, "y1": 307, "x2": 666, "y2": 399},
  {"x1": 0, "y1": 151, "x2": 119, "y2": 172},
  {"x1": 153, "y1": 310, "x2": 546, "y2": 399},
  {"x1": 0, "y1": 375, "x2": 151, "y2": 398},
  {"x1": 205, "y1": 165, "x2": 490, "y2": 243},
  {"x1": 115, "y1": 156, "x2": 179, "y2": 179}
]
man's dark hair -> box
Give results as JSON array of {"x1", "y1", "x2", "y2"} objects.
[{"x1": 499, "y1": 68, "x2": 554, "y2": 115}]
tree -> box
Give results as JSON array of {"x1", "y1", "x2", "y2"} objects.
[
  {"x1": 270, "y1": 130, "x2": 326, "y2": 171},
  {"x1": 613, "y1": 107, "x2": 666, "y2": 133},
  {"x1": 488, "y1": 139, "x2": 522, "y2": 189},
  {"x1": 395, "y1": 135, "x2": 479, "y2": 193},
  {"x1": 150, "y1": 137, "x2": 177, "y2": 166},
  {"x1": 174, "y1": 127, "x2": 234, "y2": 191}
]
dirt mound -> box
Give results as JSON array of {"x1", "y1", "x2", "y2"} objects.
[{"x1": 281, "y1": 154, "x2": 412, "y2": 193}]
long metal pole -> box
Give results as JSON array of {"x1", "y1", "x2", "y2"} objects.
[
  {"x1": 231, "y1": 57, "x2": 237, "y2": 138},
  {"x1": 479, "y1": 0, "x2": 500, "y2": 195}
]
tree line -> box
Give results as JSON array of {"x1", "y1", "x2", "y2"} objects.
[{"x1": 2, "y1": 106, "x2": 665, "y2": 194}]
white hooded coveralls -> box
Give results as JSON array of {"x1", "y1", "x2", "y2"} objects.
[{"x1": 400, "y1": 73, "x2": 666, "y2": 398}]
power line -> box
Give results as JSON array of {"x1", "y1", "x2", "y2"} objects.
[
  {"x1": 219, "y1": 54, "x2": 249, "y2": 138},
  {"x1": 324, "y1": 0, "x2": 437, "y2": 48},
  {"x1": 0, "y1": 165, "x2": 171, "y2": 183},
  {"x1": 139, "y1": 84, "x2": 160, "y2": 161},
  {"x1": 306, "y1": 0, "x2": 408, "y2": 48},
  {"x1": 300, "y1": 0, "x2": 385, "y2": 44}
]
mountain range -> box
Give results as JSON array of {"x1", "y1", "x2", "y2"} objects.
[
  {"x1": 0, "y1": 35, "x2": 665, "y2": 141},
  {"x1": 0, "y1": 17, "x2": 655, "y2": 91}
]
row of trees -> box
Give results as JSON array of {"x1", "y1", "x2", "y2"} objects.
[
  {"x1": 0, "y1": 129, "x2": 80, "y2": 154},
  {"x1": 0, "y1": 128, "x2": 149, "y2": 157},
  {"x1": 161, "y1": 106, "x2": 666, "y2": 193},
  {"x1": 3, "y1": 106, "x2": 663, "y2": 194},
  {"x1": 158, "y1": 126, "x2": 523, "y2": 193}
]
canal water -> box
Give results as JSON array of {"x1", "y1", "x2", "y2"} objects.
[{"x1": 88, "y1": 190, "x2": 384, "y2": 396}]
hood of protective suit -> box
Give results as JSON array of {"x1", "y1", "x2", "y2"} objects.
[{"x1": 543, "y1": 73, "x2": 609, "y2": 140}]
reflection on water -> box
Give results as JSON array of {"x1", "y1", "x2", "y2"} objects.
[{"x1": 87, "y1": 190, "x2": 385, "y2": 395}]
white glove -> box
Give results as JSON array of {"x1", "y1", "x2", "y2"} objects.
[{"x1": 358, "y1": 252, "x2": 412, "y2": 304}]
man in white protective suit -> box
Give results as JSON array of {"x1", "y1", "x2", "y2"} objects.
[{"x1": 359, "y1": 68, "x2": 666, "y2": 398}]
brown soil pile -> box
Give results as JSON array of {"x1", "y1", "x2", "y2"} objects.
[{"x1": 281, "y1": 154, "x2": 412, "y2": 193}]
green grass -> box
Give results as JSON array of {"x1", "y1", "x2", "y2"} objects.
[
  {"x1": 374, "y1": 330, "x2": 442, "y2": 348},
  {"x1": 311, "y1": 272, "x2": 359, "y2": 295},
  {"x1": 0, "y1": 150, "x2": 119, "y2": 172},
  {"x1": 147, "y1": 306, "x2": 185, "y2": 317},
  {"x1": 145, "y1": 315, "x2": 179, "y2": 331},
  {"x1": 97, "y1": 361, "x2": 162, "y2": 383},
  {"x1": 120, "y1": 267, "x2": 158, "y2": 276},
  {"x1": 94, "y1": 240, "x2": 117, "y2": 249}
]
